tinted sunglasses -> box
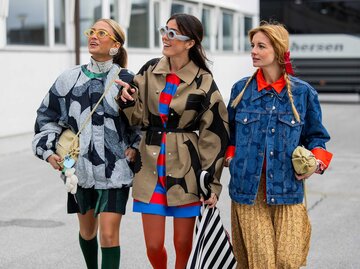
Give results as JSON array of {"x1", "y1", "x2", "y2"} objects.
[
  {"x1": 84, "y1": 29, "x2": 118, "y2": 42},
  {"x1": 158, "y1": 26, "x2": 190, "y2": 41}
]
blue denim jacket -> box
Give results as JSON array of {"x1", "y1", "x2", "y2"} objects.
[{"x1": 227, "y1": 76, "x2": 330, "y2": 205}]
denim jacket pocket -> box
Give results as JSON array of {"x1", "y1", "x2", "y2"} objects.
[
  {"x1": 277, "y1": 113, "x2": 304, "y2": 152},
  {"x1": 235, "y1": 112, "x2": 260, "y2": 146}
]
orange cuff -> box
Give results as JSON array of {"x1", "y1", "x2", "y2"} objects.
[
  {"x1": 225, "y1": 145, "x2": 236, "y2": 159},
  {"x1": 311, "y1": 148, "x2": 333, "y2": 168}
]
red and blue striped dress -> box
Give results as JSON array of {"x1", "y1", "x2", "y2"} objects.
[{"x1": 133, "y1": 73, "x2": 201, "y2": 218}]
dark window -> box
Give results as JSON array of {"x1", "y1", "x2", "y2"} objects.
[
  {"x1": 260, "y1": 0, "x2": 360, "y2": 34},
  {"x1": 128, "y1": 0, "x2": 149, "y2": 48}
]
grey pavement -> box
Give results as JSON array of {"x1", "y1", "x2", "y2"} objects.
[{"x1": 1, "y1": 96, "x2": 360, "y2": 268}]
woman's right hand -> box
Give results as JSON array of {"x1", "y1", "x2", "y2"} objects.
[
  {"x1": 115, "y1": 79, "x2": 136, "y2": 102},
  {"x1": 47, "y1": 154, "x2": 62, "y2": 171}
]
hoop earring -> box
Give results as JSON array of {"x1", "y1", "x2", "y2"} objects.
[{"x1": 109, "y1": 47, "x2": 119, "y2": 56}]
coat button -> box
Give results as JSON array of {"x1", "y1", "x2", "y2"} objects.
[
  {"x1": 153, "y1": 171, "x2": 156, "y2": 175},
  {"x1": 291, "y1": 120, "x2": 295, "y2": 124},
  {"x1": 272, "y1": 106, "x2": 276, "y2": 110},
  {"x1": 169, "y1": 173, "x2": 172, "y2": 177},
  {"x1": 271, "y1": 128, "x2": 275, "y2": 133},
  {"x1": 158, "y1": 131, "x2": 162, "y2": 134},
  {"x1": 271, "y1": 198, "x2": 275, "y2": 203},
  {"x1": 156, "y1": 90, "x2": 159, "y2": 94},
  {"x1": 168, "y1": 152, "x2": 172, "y2": 156},
  {"x1": 243, "y1": 118, "x2": 248, "y2": 123},
  {"x1": 270, "y1": 151, "x2": 274, "y2": 156},
  {"x1": 152, "y1": 152, "x2": 157, "y2": 155}
]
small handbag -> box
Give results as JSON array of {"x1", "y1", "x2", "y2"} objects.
[
  {"x1": 292, "y1": 146, "x2": 317, "y2": 177},
  {"x1": 56, "y1": 129, "x2": 80, "y2": 169},
  {"x1": 292, "y1": 146, "x2": 318, "y2": 209},
  {"x1": 56, "y1": 67, "x2": 121, "y2": 170}
]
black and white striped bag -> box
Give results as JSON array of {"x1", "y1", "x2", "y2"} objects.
[{"x1": 186, "y1": 171, "x2": 237, "y2": 269}]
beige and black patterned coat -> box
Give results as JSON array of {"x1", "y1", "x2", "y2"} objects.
[{"x1": 118, "y1": 56, "x2": 229, "y2": 206}]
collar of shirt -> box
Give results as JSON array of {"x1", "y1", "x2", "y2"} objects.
[
  {"x1": 153, "y1": 56, "x2": 207, "y2": 86},
  {"x1": 256, "y1": 69, "x2": 286, "y2": 94}
]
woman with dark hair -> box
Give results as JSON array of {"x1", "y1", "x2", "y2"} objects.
[
  {"x1": 116, "y1": 13, "x2": 229, "y2": 269},
  {"x1": 32, "y1": 19, "x2": 141, "y2": 269}
]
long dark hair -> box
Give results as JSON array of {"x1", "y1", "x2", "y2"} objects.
[{"x1": 167, "y1": 13, "x2": 212, "y2": 75}]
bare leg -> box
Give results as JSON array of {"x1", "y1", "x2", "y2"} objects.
[
  {"x1": 78, "y1": 209, "x2": 98, "y2": 240},
  {"x1": 99, "y1": 212, "x2": 122, "y2": 247}
]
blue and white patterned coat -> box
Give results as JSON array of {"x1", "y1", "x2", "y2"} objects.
[
  {"x1": 227, "y1": 76, "x2": 331, "y2": 205},
  {"x1": 32, "y1": 64, "x2": 141, "y2": 189}
]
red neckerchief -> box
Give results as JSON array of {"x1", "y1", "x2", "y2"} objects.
[{"x1": 256, "y1": 69, "x2": 286, "y2": 94}]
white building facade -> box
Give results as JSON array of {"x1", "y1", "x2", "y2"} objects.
[{"x1": 0, "y1": 0, "x2": 259, "y2": 137}]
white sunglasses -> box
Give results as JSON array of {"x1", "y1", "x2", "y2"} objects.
[{"x1": 158, "y1": 26, "x2": 190, "y2": 41}]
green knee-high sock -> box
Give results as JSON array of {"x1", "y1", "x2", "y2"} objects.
[
  {"x1": 79, "y1": 233, "x2": 98, "y2": 269},
  {"x1": 101, "y1": 246, "x2": 120, "y2": 269}
]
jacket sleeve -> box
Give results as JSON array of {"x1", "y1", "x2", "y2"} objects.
[
  {"x1": 225, "y1": 83, "x2": 239, "y2": 159},
  {"x1": 117, "y1": 68, "x2": 142, "y2": 149},
  {"x1": 300, "y1": 86, "x2": 331, "y2": 151},
  {"x1": 198, "y1": 79, "x2": 230, "y2": 198},
  {"x1": 300, "y1": 85, "x2": 332, "y2": 169},
  {"x1": 32, "y1": 82, "x2": 65, "y2": 161},
  {"x1": 116, "y1": 58, "x2": 160, "y2": 126}
]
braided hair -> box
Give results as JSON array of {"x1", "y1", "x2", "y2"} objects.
[{"x1": 231, "y1": 21, "x2": 300, "y2": 122}]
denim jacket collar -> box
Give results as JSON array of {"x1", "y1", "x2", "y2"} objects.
[{"x1": 251, "y1": 79, "x2": 288, "y2": 102}]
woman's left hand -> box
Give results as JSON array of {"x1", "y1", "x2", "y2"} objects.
[
  {"x1": 295, "y1": 173, "x2": 311, "y2": 180},
  {"x1": 295, "y1": 159, "x2": 321, "y2": 180},
  {"x1": 125, "y1": 147, "x2": 137, "y2": 162},
  {"x1": 201, "y1": 193, "x2": 218, "y2": 208}
]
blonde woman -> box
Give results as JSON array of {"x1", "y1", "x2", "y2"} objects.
[
  {"x1": 33, "y1": 19, "x2": 140, "y2": 268},
  {"x1": 225, "y1": 21, "x2": 333, "y2": 268}
]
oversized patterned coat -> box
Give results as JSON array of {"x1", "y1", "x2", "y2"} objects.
[
  {"x1": 118, "y1": 57, "x2": 229, "y2": 206},
  {"x1": 33, "y1": 64, "x2": 141, "y2": 189}
]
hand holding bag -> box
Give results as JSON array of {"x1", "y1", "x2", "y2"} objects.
[
  {"x1": 186, "y1": 171, "x2": 237, "y2": 269},
  {"x1": 292, "y1": 146, "x2": 318, "y2": 209},
  {"x1": 56, "y1": 129, "x2": 80, "y2": 169},
  {"x1": 55, "y1": 67, "x2": 121, "y2": 193},
  {"x1": 292, "y1": 146, "x2": 318, "y2": 177}
]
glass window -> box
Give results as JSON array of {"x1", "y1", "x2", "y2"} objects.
[
  {"x1": 54, "y1": 0, "x2": 66, "y2": 44},
  {"x1": 171, "y1": 4, "x2": 184, "y2": 15},
  {"x1": 154, "y1": 2, "x2": 161, "y2": 48},
  {"x1": 80, "y1": 0, "x2": 102, "y2": 46},
  {"x1": 202, "y1": 8, "x2": 211, "y2": 50},
  {"x1": 6, "y1": 0, "x2": 48, "y2": 45},
  {"x1": 171, "y1": 2, "x2": 196, "y2": 15},
  {"x1": 223, "y1": 12, "x2": 233, "y2": 51},
  {"x1": 110, "y1": 0, "x2": 118, "y2": 20},
  {"x1": 128, "y1": 0, "x2": 149, "y2": 48},
  {"x1": 244, "y1": 16, "x2": 252, "y2": 51}
]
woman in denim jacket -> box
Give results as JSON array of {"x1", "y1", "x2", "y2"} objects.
[{"x1": 225, "y1": 21, "x2": 333, "y2": 269}]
